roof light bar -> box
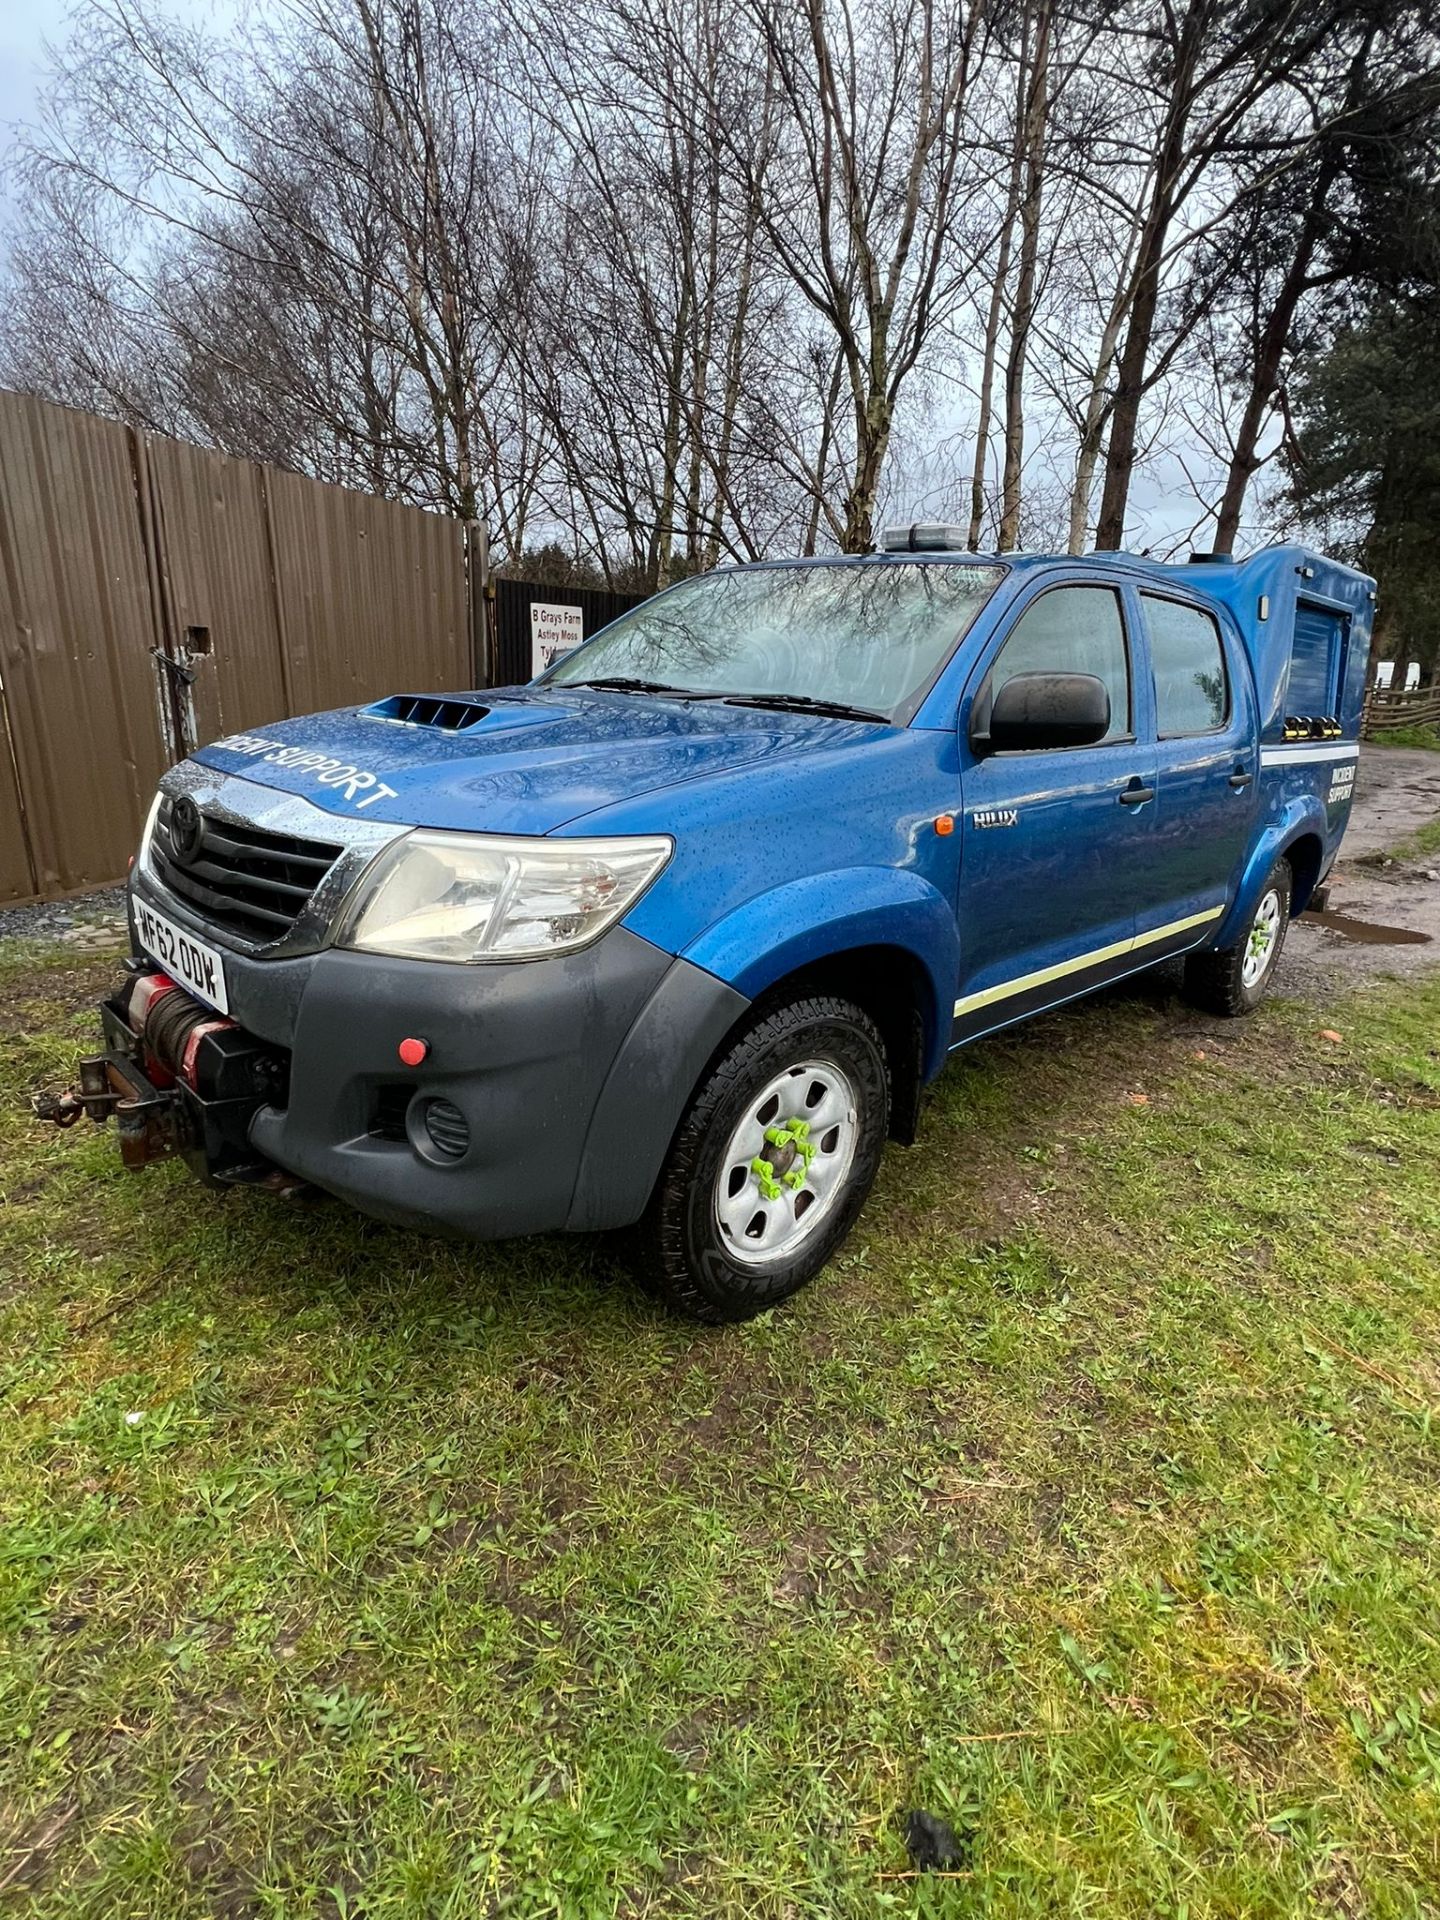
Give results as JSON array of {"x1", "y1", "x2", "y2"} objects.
[{"x1": 878, "y1": 523, "x2": 974, "y2": 553}]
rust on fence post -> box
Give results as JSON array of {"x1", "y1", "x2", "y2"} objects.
[
  {"x1": 130, "y1": 425, "x2": 188, "y2": 764},
  {"x1": 259, "y1": 463, "x2": 297, "y2": 722},
  {"x1": 465, "y1": 520, "x2": 493, "y2": 688}
]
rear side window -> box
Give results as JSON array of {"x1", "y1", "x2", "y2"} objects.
[
  {"x1": 1144, "y1": 596, "x2": 1228, "y2": 736},
  {"x1": 986, "y1": 585, "x2": 1130, "y2": 744}
]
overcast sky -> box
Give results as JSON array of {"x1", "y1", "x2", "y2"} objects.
[{"x1": 0, "y1": 0, "x2": 60, "y2": 159}]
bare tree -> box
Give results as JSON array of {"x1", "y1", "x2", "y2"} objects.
[
  {"x1": 1091, "y1": 0, "x2": 1361, "y2": 550},
  {"x1": 997, "y1": 0, "x2": 1052, "y2": 549},
  {"x1": 5, "y1": 0, "x2": 1437, "y2": 572},
  {"x1": 706, "y1": 0, "x2": 999, "y2": 551},
  {"x1": 1207, "y1": 9, "x2": 1439, "y2": 548}
]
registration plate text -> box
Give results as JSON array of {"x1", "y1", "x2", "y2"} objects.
[{"x1": 133, "y1": 899, "x2": 230, "y2": 1013}]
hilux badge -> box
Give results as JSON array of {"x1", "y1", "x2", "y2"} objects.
[{"x1": 972, "y1": 807, "x2": 1018, "y2": 830}]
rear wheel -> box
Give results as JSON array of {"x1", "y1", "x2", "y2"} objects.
[
  {"x1": 1182, "y1": 859, "x2": 1292, "y2": 1016},
  {"x1": 633, "y1": 993, "x2": 890, "y2": 1322}
]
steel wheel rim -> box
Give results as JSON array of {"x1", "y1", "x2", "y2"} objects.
[
  {"x1": 713, "y1": 1058, "x2": 859, "y2": 1268},
  {"x1": 1242, "y1": 887, "x2": 1283, "y2": 987}
]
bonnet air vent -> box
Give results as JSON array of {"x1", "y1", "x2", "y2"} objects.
[{"x1": 367, "y1": 693, "x2": 491, "y2": 732}]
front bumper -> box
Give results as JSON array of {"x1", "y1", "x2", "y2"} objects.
[{"x1": 125, "y1": 873, "x2": 748, "y2": 1239}]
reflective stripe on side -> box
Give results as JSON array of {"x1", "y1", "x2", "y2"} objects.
[
  {"x1": 953, "y1": 905, "x2": 1225, "y2": 1018},
  {"x1": 1260, "y1": 743, "x2": 1360, "y2": 766}
]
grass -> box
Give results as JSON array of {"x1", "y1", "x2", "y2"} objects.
[
  {"x1": 1370, "y1": 726, "x2": 1440, "y2": 752},
  {"x1": 2, "y1": 936, "x2": 1439, "y2": 1917},
  {"x1": 1381, "y1": 816, "x2": 1440, "y2": 866}
]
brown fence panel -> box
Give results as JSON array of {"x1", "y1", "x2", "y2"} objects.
[
  {"x1": 266, "y1": 468, "x2": 468, "y2": 713},
  {"x1": 0, "y1": 690, "x2": 36, "y2": 903},
  {"x1": 143, "y1": 435, "x2": 290, "y2": 747},
  {"x1": 0, "y1": 392, "x2": 496, "y2": 905},
  {"x1": 0, "y1": 391, "x2": 167, "y2": 896}
]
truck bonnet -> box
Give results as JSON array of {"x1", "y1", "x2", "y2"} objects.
[{"x1": 189, "y1": 685, "x2": 884, "y2": 836}]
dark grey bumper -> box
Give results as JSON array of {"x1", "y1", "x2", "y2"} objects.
[{"x1": 127, "y1": 877, "x2": 747, "y2": 1239}]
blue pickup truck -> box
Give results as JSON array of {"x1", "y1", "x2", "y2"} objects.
[{"x1": 38, "y1": 532, "x2": 1373, "y2": 1320}]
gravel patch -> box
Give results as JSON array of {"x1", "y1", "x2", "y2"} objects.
[{"x1": 0, "y1": 884, "x2": 130, "y2": 950}]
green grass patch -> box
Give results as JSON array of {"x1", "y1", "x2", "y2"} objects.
[
  {"x1": 1369, "y1": 725, "x2": 1440, "y2": 752},
  {"x1": 2, "y1": 948, "x2": 1439, "y2": 1916},
  {"x1": 1383, "y1": 815, "x2": 1440, "y2": 865}
]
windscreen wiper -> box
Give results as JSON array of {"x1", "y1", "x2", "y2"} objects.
[
  {"x1": 567, "y1": 676, "x2": 690, "y2": 695},
  {"x1": 721, "y1": 691, "x2": 889, "y2": 723}
]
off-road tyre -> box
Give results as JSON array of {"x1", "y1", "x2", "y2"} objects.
[
  {"x1": 632, "y1": 993, "x2": 890, "y2": 1323},
  {"x1": 1182, "y1": 858, "x2": 1293, "y2": 1016}
]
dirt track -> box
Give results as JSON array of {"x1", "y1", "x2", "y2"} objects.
[{"x1": 1280, "y1": 745, "x2": 1440, "y2": 999}]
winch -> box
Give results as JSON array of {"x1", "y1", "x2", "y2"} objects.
[{"x1": 32, "y1": 963, "x2": 289, "y2": 1184}]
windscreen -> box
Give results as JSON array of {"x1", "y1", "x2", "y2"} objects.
[{"x1": 544, "y1": 561, "x2": 1006, "y2": 718}]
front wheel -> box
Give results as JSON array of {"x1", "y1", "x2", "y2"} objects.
[
  {"x1": 632, "y1": 993, "x2": 891, "y2": 1322},
  {"x1": 1182, "y1": 859, "x2": 1292, "y2": 1016}
]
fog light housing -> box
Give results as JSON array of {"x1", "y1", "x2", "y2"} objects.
[{"x1": 420, "y1": 1097, "x2": 469, "y2": 1161}]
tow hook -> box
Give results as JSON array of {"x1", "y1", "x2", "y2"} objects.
[
  {"x1": 32, "y1": 1052, "x2": 193, "y2": 1169},
  {"x1": 32, "y1": 1055, "x2": 133, "y2": 1127},
  {"x1": 31, "y1": 1087, "x2": 90, "y2": 1129}
]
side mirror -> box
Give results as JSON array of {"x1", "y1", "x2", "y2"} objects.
[{"x1": 978, "y1": 672, "x2": 1111, "y2": 753}]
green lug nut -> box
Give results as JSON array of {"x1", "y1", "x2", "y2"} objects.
[{"x1": 750, "y1": 1156, "x2": 782, "y2": 1202}]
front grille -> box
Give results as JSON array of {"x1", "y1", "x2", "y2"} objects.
[{"x1": 150, "y1": 797, "x2": 343, "y2": 944}]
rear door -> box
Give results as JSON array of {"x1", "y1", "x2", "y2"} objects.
[
  {"x1": 953, "y1": 579, "x2": 1157, "y2": 1042},
  {"x1": 1139, "y1": 590, "x2": 1258, "y2": 941}
]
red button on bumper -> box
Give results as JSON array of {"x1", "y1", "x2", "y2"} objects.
[{"x1": 398, "y1": 1036, "x2": 429, "y2": 1068}]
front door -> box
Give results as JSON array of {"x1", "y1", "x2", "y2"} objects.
[{"x1": 953, "y1": 580, "x2": 1157, "y2": 1043}]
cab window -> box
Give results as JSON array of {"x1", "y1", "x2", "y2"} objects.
[
  {"x1": 1144, "y1": 594, "x2": 1229, "y2": 736},
  {"x1": 981, "y1": 584, "x2": 1130, "y2": 745}
]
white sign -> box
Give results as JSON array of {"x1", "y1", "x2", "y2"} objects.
[{"x1": 531, "y1": 602, "x2": 584, "y2": 677}]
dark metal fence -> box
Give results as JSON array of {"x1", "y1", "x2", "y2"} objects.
[{"x1": 489, "y1": 577, "x2": 647, "y2": 686}]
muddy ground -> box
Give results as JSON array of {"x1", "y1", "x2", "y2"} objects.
[{"x1": 1281, "y1": 745, "x2": 1440, "y2": 1000}]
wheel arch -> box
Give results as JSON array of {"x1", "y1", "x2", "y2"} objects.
[
  {"x1": 741, "y1": 942, "x2": 937, "y2": 1145},
  {"x1": 678, "y1": 867, "x2": 958, "y2": 1091},
  {"x1": 1211, "y1": 802, "x2": 1328, "y2": 950},
  {"x1": 1281, "y1": 830, "x2": 1325, "y2": 915}
]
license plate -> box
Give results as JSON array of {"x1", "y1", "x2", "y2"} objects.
[{"x1": 132, "y1": 898, "x2": 230, "y2": 1014}]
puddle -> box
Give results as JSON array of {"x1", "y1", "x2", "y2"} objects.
[{"x1": 1300, "y1": 909, "x2": 1432, "y2": 946}]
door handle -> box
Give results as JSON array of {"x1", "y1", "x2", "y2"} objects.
[
  {"x1": 1118, "y1": 782, "x2": 1155, "y2": 806},
  {"x1": 1228, "y1": 768, "x2": 1253, "y2": 790}
]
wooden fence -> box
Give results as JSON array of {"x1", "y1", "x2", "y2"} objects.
[
  {"x1": 1362, "y1": 684, "x2": 1440, "y2": 740},
  {"x1": 0, "y1": 391, "x2": 643, "y2": 906}
]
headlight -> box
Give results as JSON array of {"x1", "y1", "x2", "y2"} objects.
[{"x1": 336, "y1": 830, "x2": 673, "y2": 962}]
